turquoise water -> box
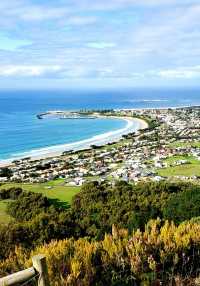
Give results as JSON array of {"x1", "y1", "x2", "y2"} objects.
[
  {"x1": 0, "y1": 89, "x2": 200, "y2": 161},
  {"x1": 0, "y1": 112, "x2": 126, "y2": 160}
]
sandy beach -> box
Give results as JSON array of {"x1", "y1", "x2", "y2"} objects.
[{"x1": 0, "y1": 117, "x2": 148, "y2": 167}]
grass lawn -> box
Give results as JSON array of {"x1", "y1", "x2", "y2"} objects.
[
  {"x1": 0, "y1": 179, "x2": 81, "y2": 224},
  {"x1": 0, "y1": 179, "x2": 81, "y2": 205},
  {"x1": 0, "y1": 200, "x2": 13, "y2": 224},
  {"x1": 158, "y1": 155, "x2": 200, "y2": 177},
  {"x1": 164, "y1": 155, "x2": 199, "y2": 164},
  {"x1": 169, "y1": 140, "x2": 200, "y2": 148},
  {"x1": 158, "y1": 165, "x2": 200, "y2": 177}
]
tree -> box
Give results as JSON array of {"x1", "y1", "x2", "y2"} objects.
[{"x1": 0, "y1": 167, "x2": 12, "y2": 178}]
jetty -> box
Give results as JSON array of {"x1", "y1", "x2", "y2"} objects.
[{"x1": 37, "y1": 111, "x2": 97, "y2": 120}]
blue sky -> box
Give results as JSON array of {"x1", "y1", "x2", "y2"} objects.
[{"x1": 0, "y1": 0, "x2": 200, "y2": 88}]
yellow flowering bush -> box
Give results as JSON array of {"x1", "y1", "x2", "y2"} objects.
[{"x1": 0, "y1": 219, "x2": 200, "y2": 285}]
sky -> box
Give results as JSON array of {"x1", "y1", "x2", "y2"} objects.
[{"x1": 0, "y1": 0, "x2": 200, "y2": 89}]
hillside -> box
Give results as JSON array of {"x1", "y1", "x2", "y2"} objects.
[{"x1": 0, "y1": 181, "x2": 200, "y2": 285}]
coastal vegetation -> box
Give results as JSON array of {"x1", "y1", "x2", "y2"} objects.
[
  {"x1": 1, "y1": 218, "x2": 200, "y2": 286},
  {"x1": 0, "y1": 181, "x2": 80, "y2": 224},
  {"x1": 0, "y1": 107, "x2": 200, "y2": 284},
  {"x1": 0, "y1": 180, "x2": 80, "y2": 204},
  {"x1": 0, "y1": 167, "x2": 12, "y2": 178},
  {"x1": 1, "y1": 181, "x2": 200, "y2": 284},
  {"x1": 131, "y1": 113, "x2": 160, "y2": 130},
  {"x1": 0, "y1": 200, "x2": 13, "y2": 224}
]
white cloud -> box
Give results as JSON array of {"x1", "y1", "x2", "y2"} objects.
[
  {"x1": 67, "y1": 16, "x2": 98, "y2": 26},
  {"x1": 72, "y1": 0, "x2": 200, "y2": 11},
  {"x1": 60, "y1": 66, "x2": 91, "y2": 78},
  {"x1": 157, "y1": 66, "x2": 200, "y2": 79},
  {"x1": 1, "y1": 0, "x2": 200, "y2": 86},
  {"x1": 0, "y1": 65, "x2": 63, "y2": 77},
  {"x1": 86, "y1": 42, "x2": 116, "y2": 49},
  {"x1": 0, "y1": 2, "x2": 69, "y2": 22},
  {"x1": 20, "y1": 7, "x2": 68, "y2": 21}
]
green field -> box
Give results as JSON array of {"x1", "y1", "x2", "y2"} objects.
[
  {"x1": 0, "y1": 179, "x2": 80, "y2": 203},
  {"x1": 169, "y1": 140, "x2": 200, "y2": 148},
  {"x1": 164, "y1": 155, "x2": 198, "y2": 164},
  {"x1": 0, "y1": 179, "x2": 81, "y2": 223},
  {"x1": 158, "y1": 155, "x2": 200, "y2": 177}
]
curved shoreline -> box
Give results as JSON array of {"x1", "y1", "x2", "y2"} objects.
[{"x1": 0, "y1": 117, "x2": 148, "y2": 166}]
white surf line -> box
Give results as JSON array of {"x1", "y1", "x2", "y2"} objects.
[{"x1": 0, "y1": 117, "x2": 148, "y2": 166}]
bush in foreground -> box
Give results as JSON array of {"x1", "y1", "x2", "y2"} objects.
[{"x1": 1, "y1": 218, "x2": 200, "y2": 286}]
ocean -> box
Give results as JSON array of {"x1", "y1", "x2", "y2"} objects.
[{"x1": 0, "y1": 88, "x2": 200, "y2": 161}]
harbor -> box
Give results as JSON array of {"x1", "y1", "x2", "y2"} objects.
[{"x1": 37, "y1": 111, "x2": 97, "y2": 120}]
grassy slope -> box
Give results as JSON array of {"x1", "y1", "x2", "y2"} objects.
[
  {"x1": 169, "y1": 140, "x2": 200, "y2": 148},
  {"x1": 158, "y1": 155, "x2": 200, "y2": 177},
  {"x1": 0, "y1": 180, "x2": 80, "y2": 203},
  {"x1": 0, "y1": 179, "x2": 81, "y2": 224}
]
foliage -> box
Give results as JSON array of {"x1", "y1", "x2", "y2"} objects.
[
  {"x1": 0, "y1": 210, "x2": 73, "y2": 260},
  {"x1": 0, "y1": 182, "x2": 80, "y2": 205},
  {"x1": 1, "y1": 181, "x2": 200, "y2": 285},
  {"x1": 163, "y1": 186, "x2": 200, "y2": 223},
  {"x1": 0, "y1": 187, "x2": 23, "y2": 200},
  {"x1": 7, "y1": 192, "x2": 52, "y2": 222},
  {"x1": 0, "y1": 188, "x2": 73, "y2": 259},
  {"x1": 69, "y1": 181, "x2": 197, "y2": 239},
  {"x1": 0, "y1": 200, "x2": 12, "y2": 224},
  {"x1": 0, "y1": 167, "x2": 12, "y2": 178},
  {"x1": 1, "y1": 182, "x2": 200, "y2": 260},
  {"x1": 1, "y1": 219, "x2": 200, "y2": 285}
]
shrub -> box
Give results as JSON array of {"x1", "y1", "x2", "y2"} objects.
[{"x1": 1, "y1": 219, "x2": 200, "y2": 285}]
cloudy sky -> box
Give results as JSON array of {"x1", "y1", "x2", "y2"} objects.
[{"x1": 0, "y1": 0, "x2": 200, "y2": 88}]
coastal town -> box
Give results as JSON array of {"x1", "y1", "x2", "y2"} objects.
[{"x1": 0, "y1": 106, "x2": 200, "y2": 185}]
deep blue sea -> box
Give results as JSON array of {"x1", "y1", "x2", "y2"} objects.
[{"x1": 0, "y1": 88, "x2": 200, "y2": 161}]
